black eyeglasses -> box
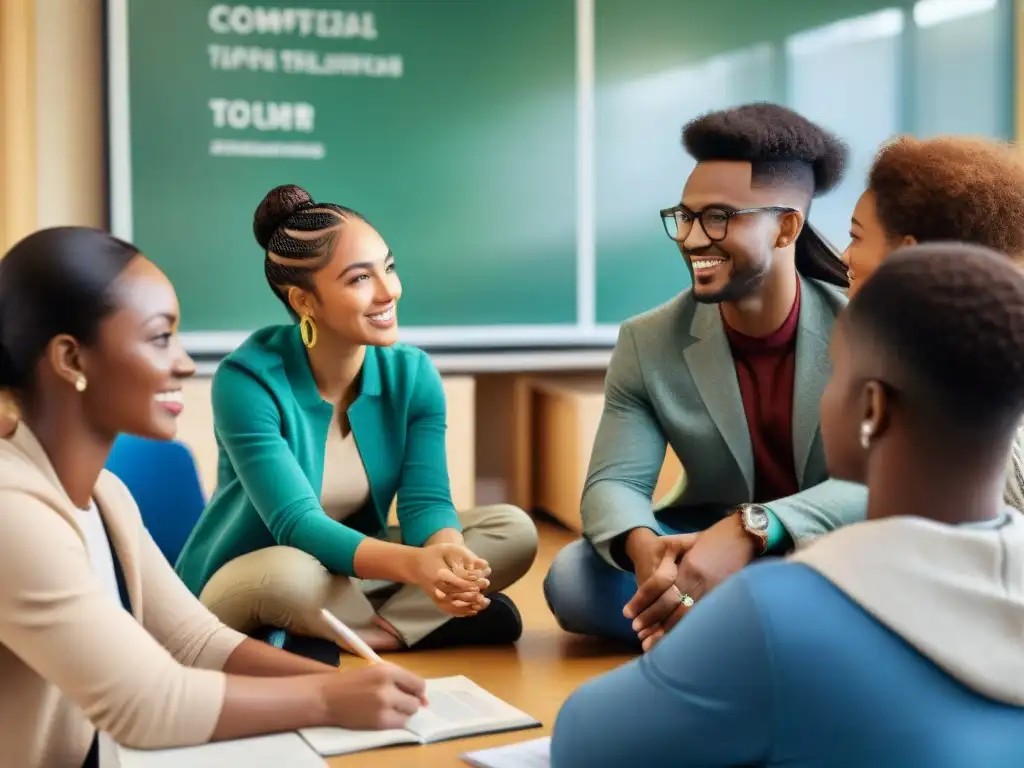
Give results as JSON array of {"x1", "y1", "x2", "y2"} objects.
[{"x1": 659, "y1": 204, "x2": 798, "y2": 243}]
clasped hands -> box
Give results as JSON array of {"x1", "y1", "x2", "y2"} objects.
[
  {"x1": 622, "y1": 514, "x2": 758, "y2": 651},
  {"x1": 412, "y1": 540, "x2": 492, "y2": 618}
]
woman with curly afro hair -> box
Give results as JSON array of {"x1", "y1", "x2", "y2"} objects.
[
  {"x1": 844, "y1": 135, "x2": 1024, "y2": 293},
  {"x1": 843, "y1": 135, "x2": 1024, "y2": 512}
]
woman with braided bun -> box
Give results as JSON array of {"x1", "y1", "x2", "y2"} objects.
[
  {"x1": 176, "y1": 185, "x2": 538, "y2": 658},
  {"x1": 842, "y1": 135, "x2": 1024, "y2": 511}
]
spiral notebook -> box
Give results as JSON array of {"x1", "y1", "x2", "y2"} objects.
[{"x1": 299, "y1": 675, "x2": 542, "y2": 757}]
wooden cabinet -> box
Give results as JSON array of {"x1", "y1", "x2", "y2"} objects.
[{"x1": 511, "y1": 375, "x2": 683, "y2": 532}]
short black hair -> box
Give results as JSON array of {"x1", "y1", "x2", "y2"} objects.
[
  {"x1": 846, "y1": 242, "x2": 1024, "y2": 443},
  {"x1": 682, "y1": 102, "x2": 848, "y2": 206},
  {"x1": 254, "y1": 184, "x2": 368, "y2": 317},
  {"x1": 0, "y1": 227, "x2": 139, "y2": 392}
]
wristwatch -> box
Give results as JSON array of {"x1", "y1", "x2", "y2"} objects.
[{"x1": 737, "y1": 503, "x2": 770, "y2": 554}]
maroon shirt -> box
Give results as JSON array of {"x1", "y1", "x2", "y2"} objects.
[{"x1": 721, "y1": 282, "x2": 801, "y2": 503}]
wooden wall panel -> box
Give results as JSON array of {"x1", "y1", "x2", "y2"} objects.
[{"x1": 0, "y1": 0, "x2": 37, "y2": 253}]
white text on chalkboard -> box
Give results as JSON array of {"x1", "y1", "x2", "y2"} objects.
[
  {"x1": 280, "y1": 50, "x2": 402, "y2": 77},
  {"x1": 208, "y1": 99, "x2": 315, "y2": 132},
  {"x1": 207, "y1": 45, "x2": 403, "y2": 78},
  {"x1": 208, "y1": 6, "x2": 378, "y2": 39}
]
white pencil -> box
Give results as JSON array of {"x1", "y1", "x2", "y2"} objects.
[
  {"x1": 320, "y1": 608, "x2": 430, "y2": 706},
  {"x1": 319, "y1": 608, "x2": 385, "y2": 665}
]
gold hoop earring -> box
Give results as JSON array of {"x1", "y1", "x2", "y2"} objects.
[
  {"x1": 299, "y1": 314, "x2": 318, "y2": 349},
  {"x1": 74, "y1": 374, "x2": 88, "y2": 393}
]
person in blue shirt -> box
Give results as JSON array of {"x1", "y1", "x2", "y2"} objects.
[{"x1": 551, "y1": 242, "x2": 1024, "y2": 767}]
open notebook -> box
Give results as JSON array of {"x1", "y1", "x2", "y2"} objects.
[{"x1": 299, "y1": 675, "x2": 541, "y2": 757}]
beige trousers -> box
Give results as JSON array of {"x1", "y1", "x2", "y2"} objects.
[{"x1": 199, "y1": 504, "x2": 538, "y2": 647}]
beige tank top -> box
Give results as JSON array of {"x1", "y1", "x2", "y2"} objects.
[{"x1": 320, "y1": 407, "x2": 371, "y2": 522}]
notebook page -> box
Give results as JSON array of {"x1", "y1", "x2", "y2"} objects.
[
  {"x1": 462, "y1": 737, "x2": 551, "y2": 768},
  {"x1": 405, "y1": 676, "x2": 540, "y2": 743},
  {"x1": 118, "y1": 733, "x2": 326, "y2": 768},
  {"x1": 298, "y1": 725, "x2": 417, "y2": 757}
]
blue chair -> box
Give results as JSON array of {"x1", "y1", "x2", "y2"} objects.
[
  {"x1": 105, "y1": 435, "x2": 207, "y2": 566},
  {"x1": 107, "y1": 435, "x2": 340, "y2": 664}
]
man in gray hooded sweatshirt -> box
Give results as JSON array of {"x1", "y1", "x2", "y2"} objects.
[{"x1": 550, "y1": 243, "x2": 1024, "y2": 767}]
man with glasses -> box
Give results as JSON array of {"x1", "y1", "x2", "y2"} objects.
[{"x1": 544, "y1": 102, "x2": 866, "y2": 648}]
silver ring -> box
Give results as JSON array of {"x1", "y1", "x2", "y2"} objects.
[{"x1": 675, "y1": 587, "x2": 694, "y2": 608}]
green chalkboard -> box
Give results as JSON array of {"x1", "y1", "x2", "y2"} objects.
[
  {"x1": 110, "y1": 0, "x2": 1013, "y2": 350},
  {"x1": 110, "y1": 0, "x2": 579, "y2": 347}
]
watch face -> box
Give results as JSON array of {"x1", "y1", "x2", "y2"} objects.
[{"x1": 743, "y1": 505, "x2": 770, "y2": 531}]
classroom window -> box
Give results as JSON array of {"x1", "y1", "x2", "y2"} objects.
[
  {"x1": 785, "y1": 9, "x2": 905, "y2": 249},
  {"x1": 913, "y1": 0, "x2": 1007, "y2": 138}
]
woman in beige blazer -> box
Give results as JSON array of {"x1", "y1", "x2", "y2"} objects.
[{"x1": 0, "y1": 227, "x2": 428, "y2": 768}]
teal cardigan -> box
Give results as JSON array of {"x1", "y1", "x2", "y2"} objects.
[{"x1": 174, "y1": 324, "x2": 461, "y2": 595}]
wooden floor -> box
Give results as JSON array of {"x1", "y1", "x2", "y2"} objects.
[{"x1": 328, "y1": 517, "x2": 635, "y2": 766}]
